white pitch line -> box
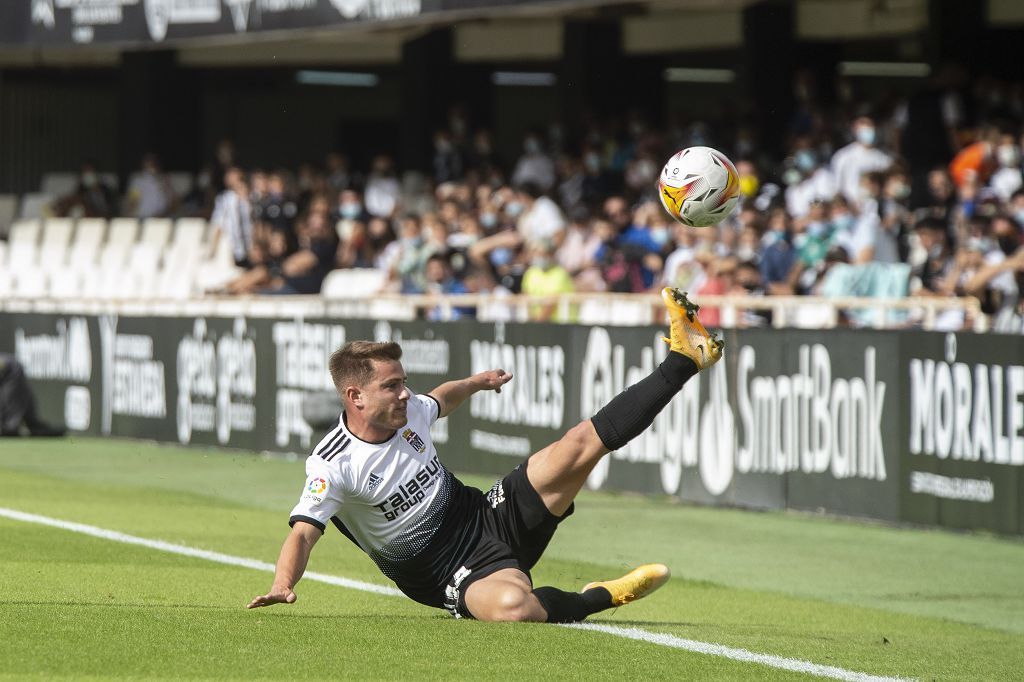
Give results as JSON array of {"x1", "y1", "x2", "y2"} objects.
[
  {"x1": 0, "y1": 507, "x2": 401, "y2": 597},
  {"x1": 1, "y1": 507, "x2": 910, "y2": 682},
  {"x1": 565, "y1": 623, "x2": 910, "y2": 682}
]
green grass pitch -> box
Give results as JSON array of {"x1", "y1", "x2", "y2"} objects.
[{"x1": 1, "y1": 437, "x2": 1022, "y2": 680}]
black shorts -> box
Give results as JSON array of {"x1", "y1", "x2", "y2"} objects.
[{"x1": 442, "y1": 460, "x2": 573, "y2": 619}]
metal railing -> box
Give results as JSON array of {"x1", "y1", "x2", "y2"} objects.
[{"x1": 0, "y1": 291, "x2": 987, "y2": 331}]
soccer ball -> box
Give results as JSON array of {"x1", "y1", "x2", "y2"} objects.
[{"x1": 657, "y1": 146, "x2": 740, "y2": 227}]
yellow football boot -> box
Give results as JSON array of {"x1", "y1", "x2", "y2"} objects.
[
  {"x1": 661, "y1": 287, "x2": 724, "y2": 370},
  {"x1": 582, "y1": 563, "x2": 671, "y2": 607}
]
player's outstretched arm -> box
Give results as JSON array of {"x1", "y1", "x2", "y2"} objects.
[
  {"x1": 247, "y1": 521, "x2": 322, "y2": 609},
  {"x1": 428, "y1": 369, "x2": 512, "y2": 418}
]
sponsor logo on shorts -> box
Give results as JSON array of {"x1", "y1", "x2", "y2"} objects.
[
  {"x1": 486, "y1": 480, "x2": 505, "y2": 509},
  {"x1": 444, "y1": 565, "x2": 473, "y2": 618}
]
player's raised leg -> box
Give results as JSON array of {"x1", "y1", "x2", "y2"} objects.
[
  {"x1": 465, "y1": 288, "x2": 722, "y2": 623},
  {"x1": 526, "y1": 287, "x2": 724, "y2": 517}
]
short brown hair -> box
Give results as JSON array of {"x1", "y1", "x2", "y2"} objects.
[{"x1": 329, "y1": 341, "x2": 402, "y2": 391}]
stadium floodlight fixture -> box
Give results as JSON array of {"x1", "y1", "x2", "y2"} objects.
[
  {"x1": 490, "y1": 71, "x2": 557, "y2": 87},
  {"x1": 662, "y1": 68, "x2": 736, "y2": 84},
  {"x1": 838, "y1": 62, "x2": 931, "y2": 78},
  {"x1": 295, "y1": 70, "x2": 380, "y2": 87}
]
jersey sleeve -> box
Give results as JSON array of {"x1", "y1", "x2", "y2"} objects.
[
  {"x1": 414, "y1": 392, "x2": 441, "y2": 425},
  {"x1": 289, "y1": 458, "x2": 344, "y2": 533}
]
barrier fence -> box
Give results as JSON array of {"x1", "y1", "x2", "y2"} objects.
[{"x1": 2, "y1": 310, "x2": 1021, "y2": 535}]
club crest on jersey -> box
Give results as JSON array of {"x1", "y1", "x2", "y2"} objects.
[
  {"x1": 374, "y1": 455, "x2": 441, "y2": 521},
  {"x1": 401, "y1": 428, "x2": 426, "y2": 453}
]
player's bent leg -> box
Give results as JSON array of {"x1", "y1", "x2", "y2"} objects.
[{"x1": 463, "y1": 568, "x2": 547, "y2": 622}]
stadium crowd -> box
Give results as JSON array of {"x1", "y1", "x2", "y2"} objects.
[{"x1": 44, "y1": 68, "x2": 1024, "y2": 331}]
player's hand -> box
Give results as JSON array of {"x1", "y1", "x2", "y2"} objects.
[
  {"x1": 246, "y1": 586, "x2": 297, "y2": 609},
  {"x1": 475, "y1": 369, "x2": 513, "y2": 393}
]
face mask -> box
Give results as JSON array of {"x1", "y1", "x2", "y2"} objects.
[
  {"x1": 807, "y1": 222, "x2": 827, "y2": 239},
  {"x1": 998, "y1": 236, "x2": 1020, "y2": 256},
  {"x1": 650, "y1": 227, "x2": 670, "y2": 247},
  {"x1": 197, "y1": 173, "x2": 211, "y2": 189},
  {"x1": 401, "y1": 236, "x2": 422, "y2": 248},
  {"x1": 857, "y1": 185, "x2": 873, "y2": 203},
  {"x1": 795, "y1": 150, "x2": 816, "y2": 173},
  {"x1": 340, "y1": 203, "x2": 361, "y2": 219},
  {"x1": 855, "y1": 126, "x2": 876, "y2": 146},
  {"x1": 490, "y1": 247, "x2": 513, "y2": 267},
  {"x1": 735, "y1": 245, "x2": 757, "y2": 261},
  {"x1": 890, "y1": 182, "x2": 911, "y2": 200},
  {"x1": 531, "y1": 257, "x2": 551, "y2": 269},
  {"x1": 435, "y1": 139, "x2": 452, "y2": 154},
  {"x1": 997, "y1": 145, "x2": 1020, "y2": 168},
  {"x1": 739, "y1": 175, "x2": 759, "y2": 197},
  {"x1": 480, "y1": 212, "x2": 498, "y2": 229},
  {"x1": 505, "y1": 201, "x2": 524, "y2": 218},
  {"x1": 584, "y1": 153, "x2": 601, "y2": 174},
  {"x1": 82, "y1": 172, "x2": 98, "y2": 188},
  {"x1": 832, "y1": 214, "x2": 855, "y2": 232},
  {"x1": 782, "y1": 168, "x2": 802, "y2": 186},
  {"x1": 929, "y1": 244, "x2": 944, "y2": 259},
  {"x1": 967, "y1": 237, "x2": 994, "y2": 253},
  {"x1": 736, "y1": 139, "x2": 754, "y2": 158},
  {"x1": 524, "y1": 139, "x2": 541, "y2": 155},
  {"x1": 1015, "y1": 209, "x2": 1024, "y2": 226}
]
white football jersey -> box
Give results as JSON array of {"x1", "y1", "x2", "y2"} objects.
[{"x1": 289, "y1": 392, "x2": 481, "y2": 602}]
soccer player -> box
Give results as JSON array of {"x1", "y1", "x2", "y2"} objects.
[{"x1": 248, "y1": 287, "x2": 723, "y2": 622}]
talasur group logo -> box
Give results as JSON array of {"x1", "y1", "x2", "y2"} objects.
[{"x1": 307, "y1": 477, "x2": 327, "y2": 495}]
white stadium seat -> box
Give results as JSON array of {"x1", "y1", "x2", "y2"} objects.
[
  {"x1": 74, "y1": 218, "x2": 107, "y2": 248},
  {"x1": 40, "y1": 172, "x2": 78, "y2": 197},
  {"x1": 129, "y1": 243, "x2": 162, "y2": 273},
  {"x1": 13, "y1": 270, "x2": 48, "y2": 298},
  {"x1": 18, "y1": 193, "x2": 56, "y2": 220},
  {"x1": 9, "y1": 219, "x2": 41, "y2": 245},
  {"x1": 172, "y1": 218, "x2": 207, "y2": 251},
  {"x1": 7, "y1": 220, "x2": 40, "y2": 273},
  {"x1": 67, "y1": 218, "x2": 106, "y2": 268},
  {"x1": 99, "y1": 242, "x2": 130, "y2": 271},
  {"x1": 106, "y1": 218, "x2": 139, "y2": 246},
  {"x1": 321, "y1": 268, "x2": 388, "y2": 299},
  {"x1": 49, "y1": 269, "x2": 83, "y2": 299},
  {"x1": 38, "y1": 218, "x2": 75, "y2": 271},
  {"x1": 0, "y1": 269, "x2": 11, "y2": 298},
  {"x1": 140, "y1": 218, "x2": 173, "y2": 248}
]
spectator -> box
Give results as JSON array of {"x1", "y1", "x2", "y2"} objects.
[
  {"x1": 325, "y1": 152, "x2": 352, "y2": 194},
  {"x1": 53, "y1": 161, "x2": 118, "y2": 219},
  {"x1": 364, "y1": 155, "x2": 401, "y2": 218},
  {"x1": 759, "y1": 208, "x2": 797, "y2": 292},
  {"x1": 211, "y1": 167, "x2": 253, "y2": 268},
  {"x1": 831, "y1": 115, "x2": 892, "y2": 204},
  {"x1": 261, "y1": 211, "x2": 338, "y2": 295},
  {"x1": 512, "y1": 132, "x2": 556, "y2": 191},
  {"x1": 515, "y1": 182, "x2": 566, "y2": 247},
  {"x1": 990, "y1": 132, "x2": 1023, "y2": 202},
  {"x1": 0, "y1": 355, "x2": 65, "y2": 437},
  {"x1": 124, "y1": 153, "x2": 175, "y2": 219},
  {"x1": 521, "y1": 240, "x2": 576, "y2": 322}
]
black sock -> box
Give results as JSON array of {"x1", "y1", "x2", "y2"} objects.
[
  {"x1": 590, "y1": 352, "x2": 697, "y2": 451},
  {"x1": 532, "y1": 586, "x2": 613, "y2": 623}
]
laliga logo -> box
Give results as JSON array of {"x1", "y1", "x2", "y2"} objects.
[{"x1": 308, "y1": 477, "x2": 327, "y2": 495}]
